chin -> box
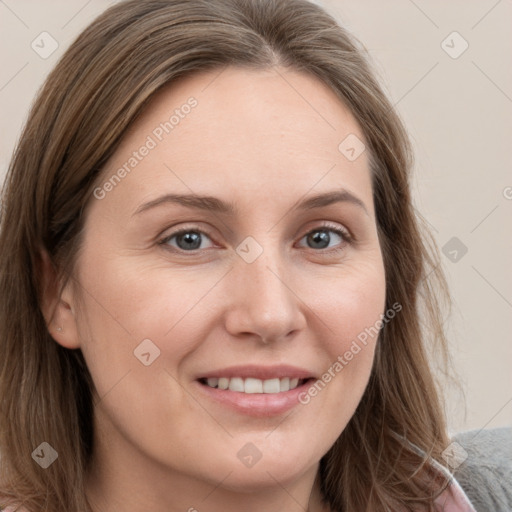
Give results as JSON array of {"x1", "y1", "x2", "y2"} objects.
[
  {"x1": 213, "y1": 458, "x2": 315, "y2": 491},
  {"x1": 201, "y1": 438, "x2": 320, "y2": 488}
]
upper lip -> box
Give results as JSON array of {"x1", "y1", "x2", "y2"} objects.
[{"x1": 198, "y1": 364, "x2": 316, "y2": 381}]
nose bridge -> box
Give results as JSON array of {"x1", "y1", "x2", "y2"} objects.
[
  {"x1": 242, "y1": 244, "x2": 285, "y2": 298},
  {"x1": 224, "y1": 233, "x2": 305, "y2": 342}
]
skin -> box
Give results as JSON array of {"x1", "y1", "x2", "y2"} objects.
[{"x1": 43, "y1": 66, "x2": 387, "y2": 512}]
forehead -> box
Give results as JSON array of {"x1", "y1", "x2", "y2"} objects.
[{"x1": 95, "y1": 66, "x2": 374, "y2": 218}]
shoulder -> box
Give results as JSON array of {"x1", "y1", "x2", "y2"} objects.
[
  {"x1": 450, "y1": 427, "x2": 512, "y2": 512},
  {"x1": 394, "y1": 432, "x2": 477, "y2": 511}
]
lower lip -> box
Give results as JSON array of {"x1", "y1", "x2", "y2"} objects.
[{"x1": 194, "y1": 379, "x2": 314, "y2": 417}]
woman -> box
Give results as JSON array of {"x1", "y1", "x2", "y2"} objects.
[{"x1": 0, "y1": 0, "x2": 477, "y2": 510}]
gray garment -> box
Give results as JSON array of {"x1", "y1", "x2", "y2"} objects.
[{"x1": 452, "y1": 427, "x2": 512, "y2": 512}]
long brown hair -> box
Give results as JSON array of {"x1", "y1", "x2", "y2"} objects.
[{"x1": 0, "y1": 0, "x2": 454, "y2": 510}]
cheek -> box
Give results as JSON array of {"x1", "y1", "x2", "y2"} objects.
[
  {"x1": 311, "y1": 257, "x2": 387, "y2": 353},
  {"x1": 73, "y1": 256, "x2": 209, "y2": 400},
  {"x1": 76, "y1": 255, "x2": 210, "y2": 340},
  {"x1": 300, "y1": 258, "x2": 387, "y2": 406}
]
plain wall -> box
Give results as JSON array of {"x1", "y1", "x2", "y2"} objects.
[{"x1": 1, "y1": 0, "x2": 511, "y2": 434}]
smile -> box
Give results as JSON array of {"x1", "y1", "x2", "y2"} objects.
[
  {"x1": 195, "y1": 365, "x2": 316, "y2": 416},
  {"x1": 199, "y1": 376, "x2": 306, "y2": 394}
]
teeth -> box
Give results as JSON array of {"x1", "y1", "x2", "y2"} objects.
[
  {"x1": 245, "y1": 378, "x2": 263, "y2": 394},
  {"x1": 262, "y1": 378, "x2": 280, "y2": 393},
  {"x1": 203, "y1": 376, "x2": 304, "y2": 393},
  {"x1": 228, "y1": 377, "x2": 244, "y2": 392},
  {"x1": 207, "y1": 377, "x2": 219, "y2": 388}
]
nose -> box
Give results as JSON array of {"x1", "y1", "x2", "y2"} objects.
[{"x1": 223, "y1": 244, "x2": 307, "y2": 345}]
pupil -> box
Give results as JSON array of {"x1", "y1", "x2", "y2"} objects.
[
  {"x1": 309, "y1": 230, "x2": 329, "y2": 249},
  {"x1": 178, "y1": 232, "x2": 201, "y2": 250}
]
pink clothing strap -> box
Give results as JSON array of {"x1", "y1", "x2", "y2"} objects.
[{"x1": 430, "y1": 454, "x2": 477, "y2": 511}]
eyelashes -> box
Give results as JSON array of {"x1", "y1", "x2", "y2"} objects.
[
  {"x1": 159, "y1": 228, "x2": 214, "y2": 252},
  {"x1": 158, "y1": 222, "x2": 353, "y2": 256}
]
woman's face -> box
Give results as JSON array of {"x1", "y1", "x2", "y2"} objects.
[{"x1": 57, "y1": 66, "x2": 386, "y2": 500}]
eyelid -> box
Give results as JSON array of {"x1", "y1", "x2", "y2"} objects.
[
  {"x1": 304, "y1": 221, "x2": 353, "y2": 243},
  {"x1": 296, "y1": 221, "x2": 353, "y2": 255},
  {"x1": 158, "y1": 224, "x2": 217, "y2": 250},
  {"x1": 158, "y1": 221, "x2": 353, "y2": 254}
]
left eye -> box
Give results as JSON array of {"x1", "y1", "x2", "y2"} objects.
[
  {"x1": 159, "y1": 225, "x2": 351, "y2": 253},
  {"x1": 298, "y1": 226, "x2": 349, "y2": 251}
]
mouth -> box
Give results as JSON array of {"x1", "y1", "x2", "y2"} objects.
[
  {"x1": 198, "y1": 376, "x2": 310, "y2": 394},
  {"x1": 194, "y1": 365, "x2": 316, "y2": 416}
]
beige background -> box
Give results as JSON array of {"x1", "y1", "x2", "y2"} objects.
[{"x1": 1, "y1": 0, "x2": 511, "y2": 435}]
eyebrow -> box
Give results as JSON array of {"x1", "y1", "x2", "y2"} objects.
[{"x1": 132, "y1": 189, "x2": 368, "y2": 217}]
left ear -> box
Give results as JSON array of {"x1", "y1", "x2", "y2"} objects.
[{"x1": 37, "y1": 247, "x2": 81, "y2": 349}]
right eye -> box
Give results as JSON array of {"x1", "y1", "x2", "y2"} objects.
[{"x1": 159, "y1": 227, "x2": 216, "y2": 253}]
